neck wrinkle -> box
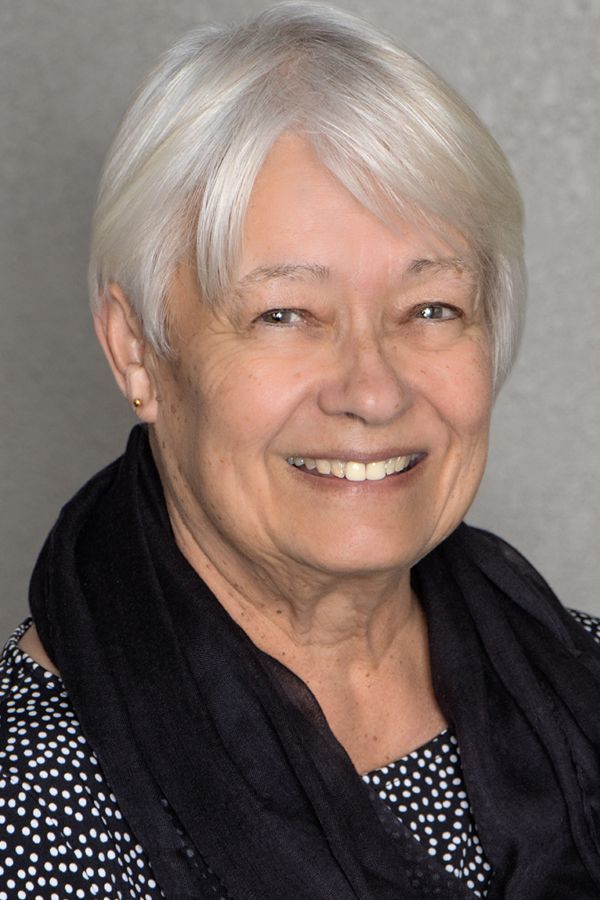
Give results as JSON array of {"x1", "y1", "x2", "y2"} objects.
[{"x1": 163, "y1": 479, "x2": 419, "y2": 673}]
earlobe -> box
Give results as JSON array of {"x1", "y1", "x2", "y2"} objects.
[{"x1": 93, "y1": 284, "x2": 159, "y2": 423}]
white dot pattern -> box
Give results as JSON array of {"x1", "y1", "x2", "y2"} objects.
[
  {"x1": 1, "y1": 610, "x2": 599, "y2": 898},
  {"x1": 362, "y1": 731, "x2": 493, "y2": 896},
  {"x1": 0, "y1": 621, "x2": 165, "y2": 899},
  {"x1": 362, "y1": 608, "x2": 600, "y2": 898}
]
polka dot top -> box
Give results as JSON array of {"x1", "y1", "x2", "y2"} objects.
[
  {"x1": 362, "y1": 730, "x2": 490, "y2": 896},
  {"x1": 1, "y1": 610, "x2": 599, "y2": 899}
]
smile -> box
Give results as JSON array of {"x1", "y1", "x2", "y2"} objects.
[{"x1": 286, "y1": 453, "x2": 423, "y2": 482}]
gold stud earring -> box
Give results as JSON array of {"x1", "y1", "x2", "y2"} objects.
[{"x1": 132, "y1": 398, "x2": 143, "y2": 409}]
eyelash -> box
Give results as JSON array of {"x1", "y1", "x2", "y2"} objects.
[{"x1": 255, "y1": 303, "x2": 462, "y2": 326}]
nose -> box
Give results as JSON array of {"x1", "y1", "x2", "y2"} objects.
[{"x1": 317, "y1": 327, "x2": 413, "y2": 426}]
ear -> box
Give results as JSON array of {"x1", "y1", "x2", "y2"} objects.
[{"x1": 94, "y1": 284, "x2": 159, "y2": 423}]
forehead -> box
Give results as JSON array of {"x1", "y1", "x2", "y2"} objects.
[{"x1": 237, "y1": 133, "x2": 477, "y2": 287}]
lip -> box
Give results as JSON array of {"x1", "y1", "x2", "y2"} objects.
[
  {"x1": 285, "y1": 451, "x2": 427, "y2": 483},
  {"x1": 285, "y1": 449, "x2": 426, "y2": 464}
]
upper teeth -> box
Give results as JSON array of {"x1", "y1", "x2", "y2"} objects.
[{"x1": 286, "y1": 454, "x2": 416, "y2": 481}]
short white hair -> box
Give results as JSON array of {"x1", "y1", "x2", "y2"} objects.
[{"x1": 89, "y1": 2, "x2": 526, "y2": 388}]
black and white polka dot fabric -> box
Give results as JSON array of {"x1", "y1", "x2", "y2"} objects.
[
  {"x1": 362, "y1": 730, "x2": 491, "y2": 897},
  {"x1": 0, "y1": 621, "x2": 163, "y2": 899},
  {"x1": 1, "y1": 610, "x2": 599, "y2": 898}
]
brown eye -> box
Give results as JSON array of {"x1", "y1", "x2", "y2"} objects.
[
  {"x1": 416, "y1": 304, "x2": 461, "y2": 321},
  {"x1": 258, "y1": 308, "x2": 303, "y2": 325}
]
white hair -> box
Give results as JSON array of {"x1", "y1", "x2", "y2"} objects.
[{"x1": 89, "y1": 2, "x2": 526, "y2": 388}]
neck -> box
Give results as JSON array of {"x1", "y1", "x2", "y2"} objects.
[
  {"x1": 165, "y1": 484, "x2": 419, "y2": 670},
  {"x1": 157, "y1": 455, "x2": 445, "y2": 772}
]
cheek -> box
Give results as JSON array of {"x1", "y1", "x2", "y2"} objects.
[
  {"x1": 179, "y1": 350, "x2": 312, "y2": 456},
  {"x1": 420, "y1": 338, "x2": 493, "y2": 439},
  {"x1": 451, "y1": 373, "x2": 493, "y2": 439},
  {"x1": 459, "y1": 345, "x2": 494, "y2": 435}
]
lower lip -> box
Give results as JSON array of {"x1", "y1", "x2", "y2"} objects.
[{"x1": 287, "y1": 455, "x2": 426, "y2": 489}]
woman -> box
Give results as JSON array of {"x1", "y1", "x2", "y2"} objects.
[{"x1": 2, "y1": 4, "x2": 600, "y2": 898}]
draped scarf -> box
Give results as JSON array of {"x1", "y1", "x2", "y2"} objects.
[{"x1": 30, "y1": 426, "x2": 600, "y2": 898}]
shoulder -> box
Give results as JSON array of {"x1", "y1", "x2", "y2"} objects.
[
  {"x1": 567, "y1": 608, "x2": 600, "y2": 643},
  {"x1": 458, "y1": 526, "x2": 600, "y2": 645},
  {"x1": 16, "y1": 620, "x2": 59, "y2": 676},
  {"x1": 0, "y1": 620, "x2": 163, "y2": 897}
]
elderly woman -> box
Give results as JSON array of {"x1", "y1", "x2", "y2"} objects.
[{"x1": 2, "y1": 4, "x2": 600, "y2": 898}]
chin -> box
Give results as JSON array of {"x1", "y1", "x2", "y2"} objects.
[{"x1": 286, "y1": 526, "x2": 432, "y2": 578}]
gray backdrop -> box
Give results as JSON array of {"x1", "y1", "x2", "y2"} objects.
[{"x1": 1, "y1": 0, "x2": 599, "y2": 636}]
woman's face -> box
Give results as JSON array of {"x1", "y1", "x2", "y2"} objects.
[{"x1": 150, "y1": 134, "x2": 492, "y2": 580}]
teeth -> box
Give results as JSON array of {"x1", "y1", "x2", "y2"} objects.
[
  {"x1": 366, "y1": 461, "x2": 386, "y2": 481},
  {"x1": 345, "y1": 461, "x2": 365, "y2": 482},
  {"x1": 331, "y1": 460, "x2": 345, "y2": 478},
  {"x1": 287, "y1": 454, "x2": 418, "y2": 481}
]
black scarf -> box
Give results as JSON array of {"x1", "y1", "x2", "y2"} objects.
[{"x1": 30, "y1": 426, "x2": 600, "y2": 899}]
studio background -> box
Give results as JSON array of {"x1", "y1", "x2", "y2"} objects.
[{"x1": 1, "y1": 0, "x2": 599, "y2": 635}]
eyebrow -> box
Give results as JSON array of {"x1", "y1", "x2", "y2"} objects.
[
  {"x1": 405, "y1": 256, "x2": 473, "y2": 276},
  {"x1": 236, "y1": 262, "x2": 331, "y2": 288},
  {"x1": 227, "y1": 255, "x2": 474, "y2": 314},
  {"x1": 236, "y1": 257, "x2": 470, "y2": 288}
]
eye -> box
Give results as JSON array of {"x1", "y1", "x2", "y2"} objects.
[
  {"x1": 256, "y1": 308, "x2": 305, "y2": 325},
  {"x1": 415, "y1": 303, "x2": 462, "y2": 321}
]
